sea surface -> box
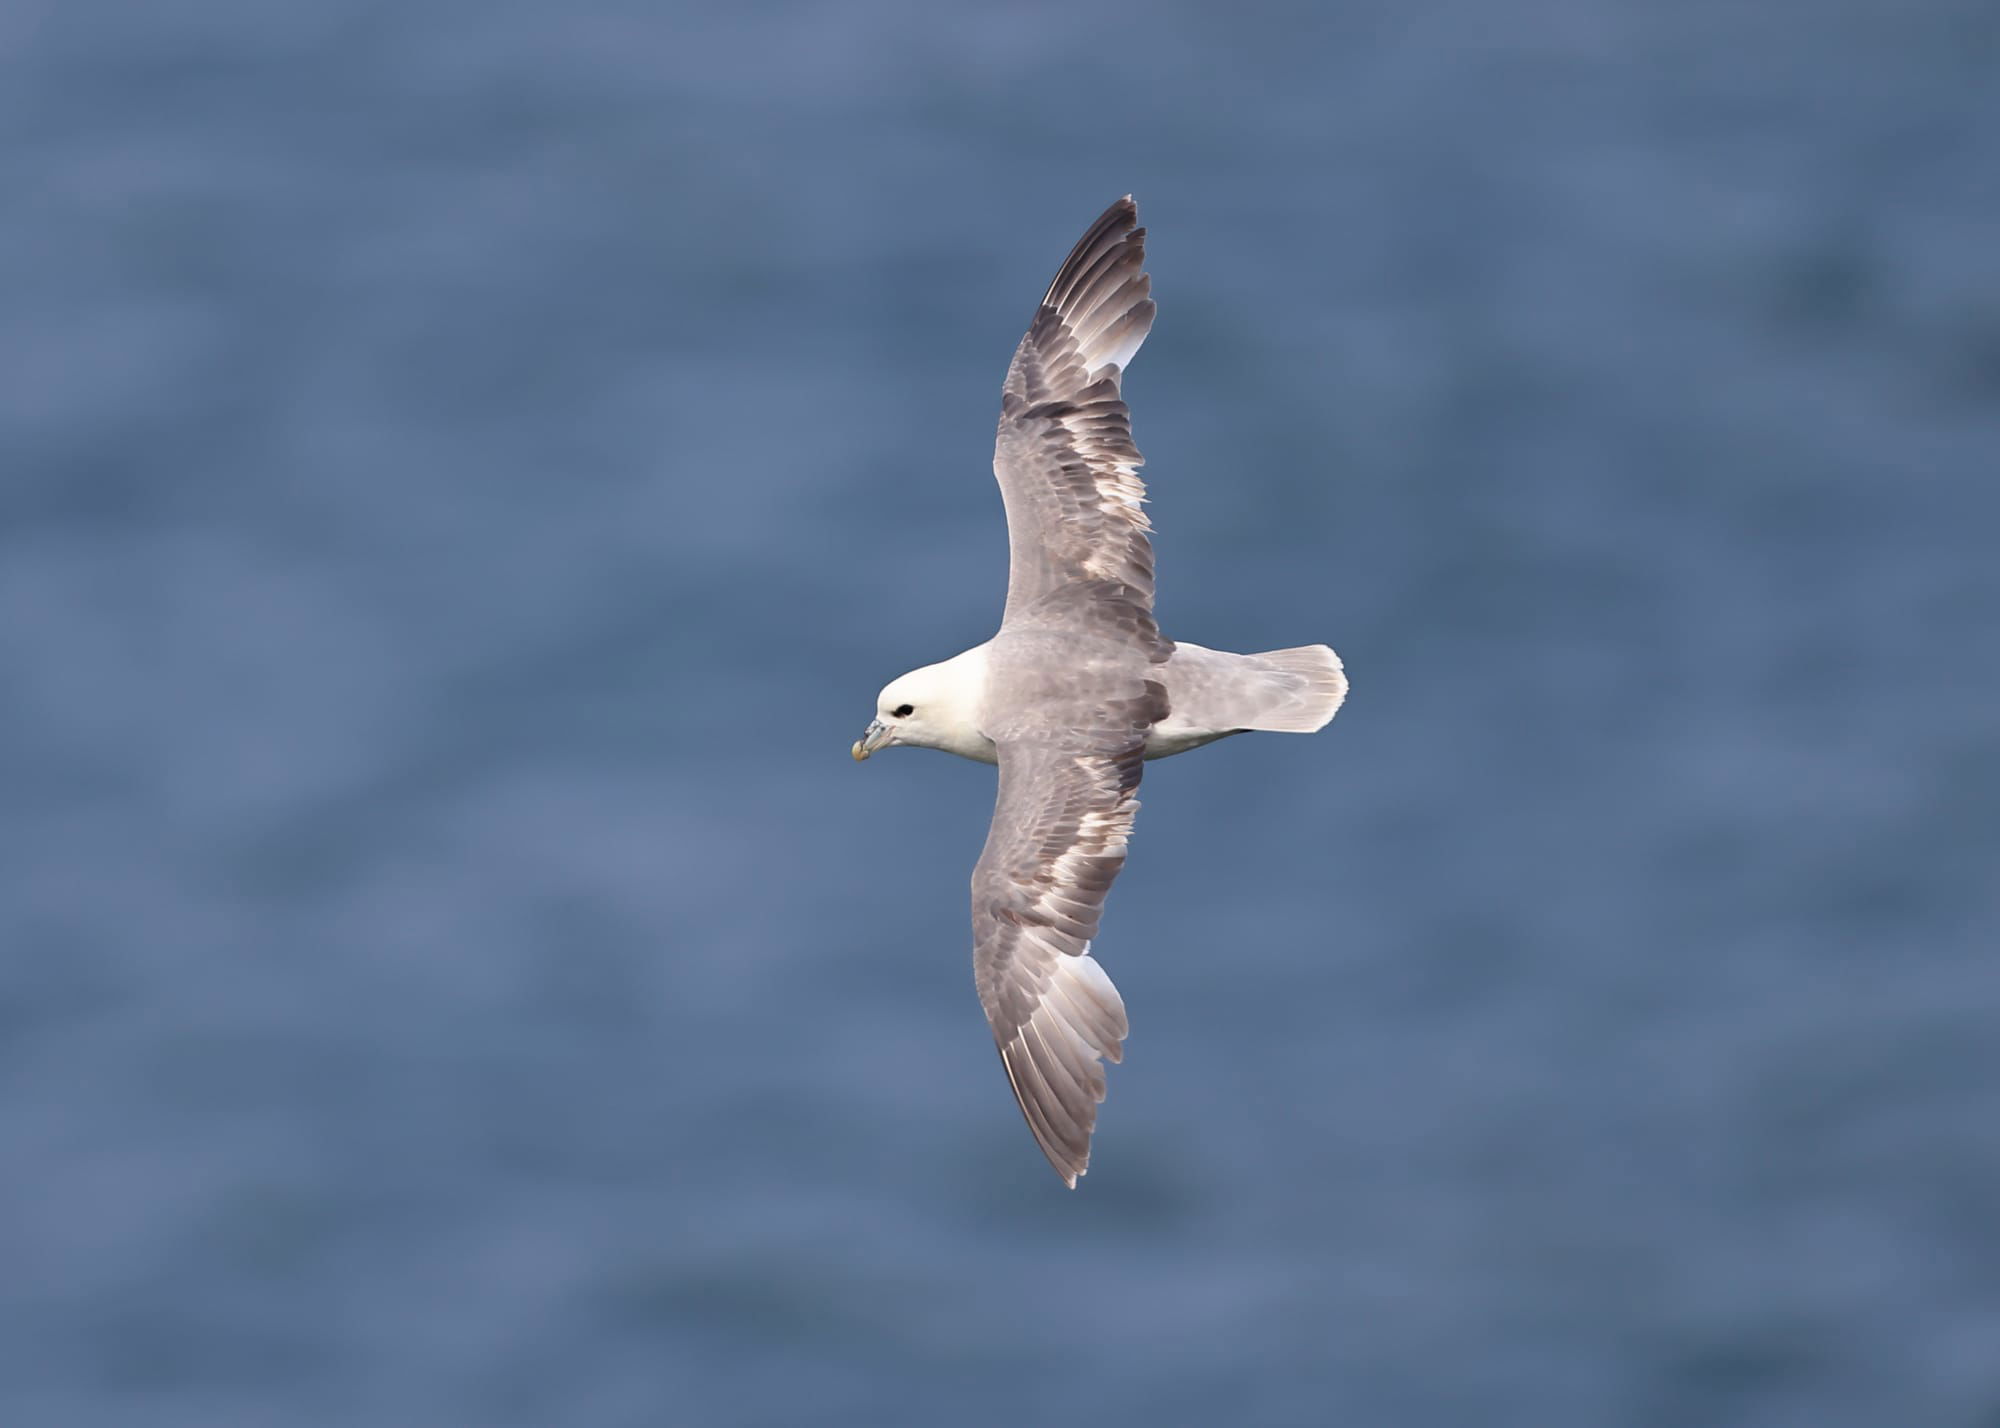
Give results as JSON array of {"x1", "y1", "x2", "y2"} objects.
[{"x1": 4, "y1": 2, "x2": 1998, "y2": 1424}]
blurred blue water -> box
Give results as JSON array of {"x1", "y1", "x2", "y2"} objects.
[{"x1": 4, "y1": 2, "x2": 1998, "y2": 1424}]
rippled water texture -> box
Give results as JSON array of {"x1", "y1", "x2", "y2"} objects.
[{"x1": 4, "y1": 2, "x2": 1998, "y2": 1423}]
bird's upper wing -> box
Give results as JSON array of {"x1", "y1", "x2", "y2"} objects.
[
  {"x1": 971, "y1": 673, "x2": 1163, "y2": 1185},
  {"x1": 993, "y1": 196, "x2": 1159, "y2": 628}
]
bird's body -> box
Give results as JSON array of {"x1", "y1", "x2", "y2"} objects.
[
  {"x1": 870, "y1": 637, "x2": 1348, "y2": 765},
  {"x1": 853, "y1": 197, "x2": 1347, "y2": 1185}
]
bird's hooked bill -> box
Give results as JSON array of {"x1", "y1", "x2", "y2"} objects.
[{"x1": 851, "y1": 718, "x2": 891, "y2": 761}]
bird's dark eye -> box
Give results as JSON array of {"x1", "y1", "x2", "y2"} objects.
[{"x1": 893, "y1": 704, "x2": 914, "y2": 718}]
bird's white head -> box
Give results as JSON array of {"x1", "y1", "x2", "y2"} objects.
[{"x1": 851, "y1": 644, "x2": 996, "y2": 765}]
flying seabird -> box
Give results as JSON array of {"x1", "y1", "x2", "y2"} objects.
[{"x1": 852, "y1": 196, "x2": 1348, "y2": 1186}]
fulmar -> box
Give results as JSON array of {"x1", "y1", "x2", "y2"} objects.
[{"x1": 852, "y1": 196, "x2": 1348, "y2": 1186}]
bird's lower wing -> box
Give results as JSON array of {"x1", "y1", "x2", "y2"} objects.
[{"x1": 971, "y1": 723, "x2": 1155, "y2": 1186}]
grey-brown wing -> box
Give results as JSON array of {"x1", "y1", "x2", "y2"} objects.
[
  {"x1": 993, "y1": 196, "x2": 1159, "y2": 627},
  {"x1": 971, "y1": 707, "x2": 1158, "y2": 1186}
]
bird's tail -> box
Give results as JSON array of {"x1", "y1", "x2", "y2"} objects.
[{"x1": 1232, "y1": 644, "x2": 1348, "y2": 733}]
